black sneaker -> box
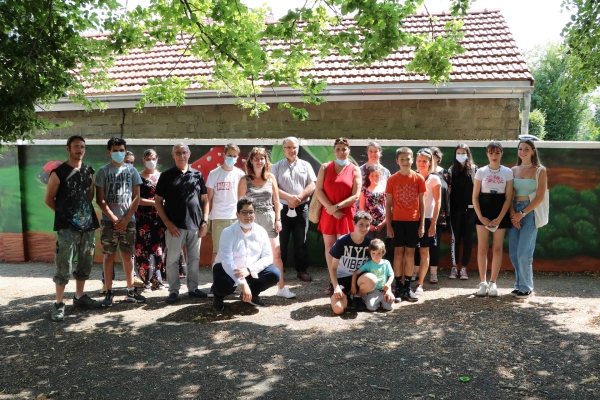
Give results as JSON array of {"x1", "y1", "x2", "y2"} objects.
[
  {"x1": 207, "y1": 287, "x2": 214, "y2": 298},
  {"x1": 510, "y1": 289, "x2": 519, "y2": 297},
  {"x1": 516, "y1": 291, "x2": 533, "y2": 299},
  {"x1": 51, "y1": 302, "x2": 65, "y2": 322},
  {"x1": 352, "y1": 295, "x2": 366, "y2": 311},
  {"x1": 394, "y1": 286, "x2": 404, "y2": 303},
  {"x1": 188, "y1": 289, "x2": 208, "y2": 298},
  {"x1": 406, "y1": 289, "x2": 419, "y2": 303},
  {"x1": 73, "y1": 294, "x2": 102, "y2": 309},
  {"x1": 102, "y1": 291, "x2": 114, "y2": 307},
  {"x1": 213, "y1": 296, "x2": 224, "y2": 311},
  {"x1": 249, "y1": 296, "x2": 266, "y2": 307},
  {"x1": 166, "y1": 292, "x2": 178, "y2": 304},
  {"x1": 125, "y1": 289, "x2": 146, "y2": 303}
]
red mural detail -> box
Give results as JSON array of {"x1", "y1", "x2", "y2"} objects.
[{"x1": 190, "y1": 146, "x2": 246, "y2": 174}]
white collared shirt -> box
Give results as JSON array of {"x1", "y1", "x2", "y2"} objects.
[{"x1": 213, "y1": 221, "x2": 273, "y2": 286}]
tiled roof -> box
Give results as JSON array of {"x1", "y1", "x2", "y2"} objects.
[{"x1": 86, "y1": 9, "x2": 533, "y2": 95}]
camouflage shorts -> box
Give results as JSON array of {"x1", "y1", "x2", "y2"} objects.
[
  {"x1": 53, "y1": 228, "x2": 96, "y2": 286},
  {"x1": 100, "y1": 220, "x2": 136, "y2": 254}
]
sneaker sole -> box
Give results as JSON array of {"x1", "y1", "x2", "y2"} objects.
[
  {"x1": 459, "y1": 277, "x2": 469, "y2": 280},
  {"x1": 448, "y1": 276, "x2": 457, "y2": 279}
]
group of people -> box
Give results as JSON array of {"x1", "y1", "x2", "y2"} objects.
[{"x1": 45, "y1": 135, "x2": 547, "y2": 321}]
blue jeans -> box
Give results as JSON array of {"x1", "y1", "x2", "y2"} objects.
[{"x1": 508, "y1": 200, "x2": 537, "y2": 292}]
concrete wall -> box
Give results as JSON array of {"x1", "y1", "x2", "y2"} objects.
[{"x1": 37, "y1": 98, "x2": 520, "y2": 141}]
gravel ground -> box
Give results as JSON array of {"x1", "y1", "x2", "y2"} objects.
[{"x1": 1, "y1": 262, "x2": 599, "y2": 399}]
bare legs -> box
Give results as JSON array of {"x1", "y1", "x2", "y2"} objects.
[{"x1": 476, "y1": 226, "x2": 506, "y2": 282}]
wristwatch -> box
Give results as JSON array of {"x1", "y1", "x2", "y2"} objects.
[
  {"x1": 520, "y1": 210, "x2": 527, "y2": 217},
  {"x1": 336, "y1": 204, "x2": 340, "y2": 210},
  {"x1": 201, "y1": 219, "x2": 208, "y2": 225}
]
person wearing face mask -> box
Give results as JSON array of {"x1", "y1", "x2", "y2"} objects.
[
  {"x1": 448, "y1": 144, "x2": 478, "y2": 281},
  {"x1": 211, "y1": 197, "x2": 281, "y2": 311},
  {"x1": 95, "y1": 137, "x2": 145, "y2": 306},
  {"x1": 271, "y1": 137, "x2": 317, "y2": 282},
  {"x1": 134, "y1": 149, "x2": 167, "y2": 291},
  {"x1": 205, "y1": 143, "x2": 245, "y2": 265},
  {"x1": 315, "y1": 137, "x2": 362, "y2": 293}
]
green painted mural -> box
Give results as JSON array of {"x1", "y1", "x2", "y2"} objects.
[{"x1": 1, "y1": 141, "x2": 599, "y2": 272}]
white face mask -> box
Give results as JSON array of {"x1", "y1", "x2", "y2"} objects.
[
  {"x1": 287, "y1": 208, "x2": 297, "y2": 218},
  {"x1": 145, "y1": 160, "x2": 157, "y2": 169},
  {"x1": 456, "y1": 154, "x2": 468, "y2": 163},
  {"x1": 240, "y1": 222, "x2": 253, "y2": 229}
]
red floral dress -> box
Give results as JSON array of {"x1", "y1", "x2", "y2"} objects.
[{"x1": 135, "y1": 178, "x2": 166, "y2": 286}]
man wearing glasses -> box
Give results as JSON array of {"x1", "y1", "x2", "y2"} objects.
[
  {"x1": 154, "y1": 142, "x2": 209, "y2": 303},
  {"x1": 271, "y1": 137, "x2": 317, "y2": 282},
  {"x1": 211, "y1": 197, "x2": 281, "y2": 311}
]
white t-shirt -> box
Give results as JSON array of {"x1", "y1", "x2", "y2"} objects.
[
  {"x1": 475, "y1": 165, "x2": 514, "y2": 194},
  {"x1": 205, "y1": 166, "x2": 245, "y2": 219},
  {"x1": 423, "y1": 173, "x2": 441, "y2": 218}
]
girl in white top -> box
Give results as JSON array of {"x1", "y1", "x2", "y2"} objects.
[
  {"x1": 413, "y1": 148, "x2": 441, "y2": 295},
  {"x1": 206, "y1": 143, "x2": 246, "y2": 263},
  {"x1": 472, "y1": 141, "x2": 514, "y2": 297}
]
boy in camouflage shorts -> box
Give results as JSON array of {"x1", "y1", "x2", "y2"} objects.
[
  {"x1": 44, "y1": 135, "x2": 102, "y2": 321},
  {"x1": 95, "y1": 137, "x2": 145, "y2": 306}
]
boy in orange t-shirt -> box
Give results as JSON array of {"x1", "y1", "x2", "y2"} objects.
[{"x1": 385, "y1": 147, "x2": 426, "y2": 303}]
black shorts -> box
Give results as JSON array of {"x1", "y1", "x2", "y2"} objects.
[
  {"x1": 418, "y1": 218, "x2": 437, "y2": 248},
  {"x1": 330, "y1": 273, "x2": 366, "y2": 297},
  {"x1": 392, "y1": 220, "x2": 419, "y2": 248},
  {"x1": 477, "y1": 193, "x2": 512, "y2": 229}
]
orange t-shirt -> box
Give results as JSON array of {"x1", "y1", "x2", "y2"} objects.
[{"x1": 385, "y1": 170, "x2": 426, "y2": 221}]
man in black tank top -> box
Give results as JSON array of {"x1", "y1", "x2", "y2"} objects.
[{"x1": 44, "y1": 136, "x2": 101, "y2": 321}]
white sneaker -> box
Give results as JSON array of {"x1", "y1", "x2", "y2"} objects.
[
  {"x1": 449, "y1": 267, "x2": 458, "y2": 279},
  {"x1": 276, "y1": 287, "x2": 296, "y2": 299},
  {"x1": 414, "y1": 284, "x2": 424, "y2": 296},
  {"x1": 476, "y1": 282, "x2": 489, "y2": 297},
  {"x1": 459, "y1": 267, "x2": 469, "y2": 280},
  {"x1": 488, "y1": 282, "x2": 498, "y2": 297}
]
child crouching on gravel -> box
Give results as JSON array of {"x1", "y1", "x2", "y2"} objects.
[{"x1": 351, "y1": 239, "x2": 395, "y2": 311}]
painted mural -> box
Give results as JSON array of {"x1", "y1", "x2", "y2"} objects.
[{"x1": 1, "y1": 142, "x2": 599, "y2": 272}]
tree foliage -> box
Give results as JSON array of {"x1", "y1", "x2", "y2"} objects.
[
  {"x1": 527, "y1": 43, "x2": 589, "y2": 141},
  {"x1": 0, "y1": 0, "x2": 122, "y2": 144},
  {"x1": 562, "y1": 0, "x2": 600, "y2": 93},
  {"x1": 1, "y1": 0, "x2": 474, "y2": 143},
  {"x1": 520, "y1": 109, "x2": 547, "y2": 140}
]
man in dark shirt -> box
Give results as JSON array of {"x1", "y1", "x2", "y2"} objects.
[
  {"x1": 155, "y1": 142, "x2": 210, "y2": 303},
  {"x1": 44, "y1": 135, "x2": 101, "y2": 321}
]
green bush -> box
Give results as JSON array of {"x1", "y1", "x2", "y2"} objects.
[
  {"x1": 520, "y1": 109, "x2": 547, "y2": 139},
  {"x1": 580, "y1": 190, "x2": 598, "y2": 212},
  {"x1": 573, "y1": 220, "x2": 599, "y2": 250},
  {"x1": 549, "y1": 213, "x2": 572, "y2": 232},
  {"x1": 549, "y1": 185, "x2": 579, "y2": 209},
  {"x1": 564, "y1": 205, "x2": 594, "y2": 222},
  {"x1": 548, "y1": 237, "x2": 582, "y2": 258}
]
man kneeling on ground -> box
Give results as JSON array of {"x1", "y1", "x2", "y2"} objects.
[{"x1": 212, "y1": 197, "x2": 281, "y2": 311}]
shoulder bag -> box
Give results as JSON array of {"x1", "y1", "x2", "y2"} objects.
[
  {"x1": 308, "y1": 163, "x2": 329, "y2": 224},
  {"x1": 528, "y1": 167, "x2": 549, "y2": 228}
]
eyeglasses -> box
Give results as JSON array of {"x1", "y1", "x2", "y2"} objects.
[
  {"x1": 283, "y1": 146, "x2": 299, "y2": 150},
  {"x1": 174, "y1": 151, "x2": 189, "y2": 157},
  {"x1": 239, "y1": 210, "x2": 255, "y2": 216}
]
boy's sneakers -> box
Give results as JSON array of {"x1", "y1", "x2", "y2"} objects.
[
  {"x1": 125, "y1": 289, "x2": 146, "y2": 303},
  {"x1": 73, "y1": 294, "x2": 101, "y2": 309},
  {"x1": 459, "y1": 268, "x2": 469, "y2": 280},
  {"x1": 405, "y1": 289, "x2": 419, "y2": 302},
  {"x1": 102, "y1": 290, "x2": 114, "y2": 307},
  {"x1": 510, "y1": 289, "x2": 519, "y2": 297},
  {"x1": 276, "y1": 287, "x2": 296, "y2": 299},
  {"x1": 394, "y1": 286, "x2": 403, "y2": 303},
  {"x1": 488, "y1": 282, "x2": 499, "y2": 297},
  {"x1": 51, "y1": 302, "x2": 65, "y2": 322},
  {"x1": 449, "y1": 267, "x2": 458, "y2": 279},
  {"x1": 476, "y1": 282, "x2": 489, "y2": 297}
]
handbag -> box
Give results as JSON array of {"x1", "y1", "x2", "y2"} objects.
[
  {"x1": 528, "y1": 167, "x2": 549, "y2": 228},
  {"x1": 308, "y1": 194, "x2": 322, "y2": 224}
]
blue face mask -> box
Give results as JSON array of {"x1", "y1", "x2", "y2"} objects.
[
  {"x1": 224, "y1": 156, "x2": 237, "y2": 167},
  {"x1": 335, "y1": 159, "x2": 349, "y2": 166},
  {"x1": 111, "y1": 151, "x2": 126, "y2": 163}
]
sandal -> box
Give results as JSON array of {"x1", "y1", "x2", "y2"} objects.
[
  {"x1": 429, "y1": 274, "x2": 438, "y2": 284},
  {"x1": 324, "y1": 282, "x2": 334, "y2": 296}
]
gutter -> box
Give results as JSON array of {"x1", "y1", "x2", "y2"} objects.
[{"x1": 37, "y1": 82, "x2": 534, "y2": 112}]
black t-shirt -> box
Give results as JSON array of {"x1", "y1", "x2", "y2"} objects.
[
  {"x1": 155, "y1": 165, "x2": 207, "y2": 230},
  {"x1": 52, "y1": 163, "x2": 100, "y2": 232}
]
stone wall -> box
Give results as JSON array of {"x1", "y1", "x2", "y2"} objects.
[{"x1": 36, "y1": 98, "x2": 520, "y2": 141}]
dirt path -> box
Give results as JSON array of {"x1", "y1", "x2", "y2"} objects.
[{"x1": 1, "y1": 263, "x2": 599, "y2": 399}]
